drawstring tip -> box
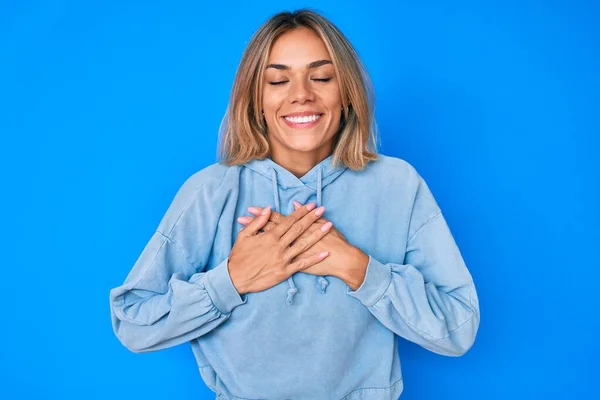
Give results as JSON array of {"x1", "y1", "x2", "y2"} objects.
[
  {"x1": 286, "y1": 287, "x2": 298, "y2": 305},
  {"x1": 318, "y1": 277, "x2": 329, "y2": 294}
]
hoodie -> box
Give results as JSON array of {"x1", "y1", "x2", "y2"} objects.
[{"x1": 109, "y1": 153, "x2": 480, "y2": 400}]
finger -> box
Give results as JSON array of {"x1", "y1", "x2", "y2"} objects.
[
  {"x1": 280, "y1": 205, "x2": 326, "y2": 248},
  {"x1": 248, "y1": 207, "x2": 286, "y2": 226},
  {"x1": 247, "y1": 206, "x2": 262, "y2": 215},
  {"x1": 237, "y1": 216, "x2": 253, "y2": 224},
  {"x1": 238, "y1": 205, "x2": 271, "y2": 237},
  {"x1": 238, "y1": 217, "x2": 277, "y2": 233},
  {"x1": 250, "y1": 203, "x2": 301, "y2": 216},
  {"x1": 293, "y1": 202, "x2": 328, "y2": 224},
  {"x1": 247, "y1": 207, "x2": 326, "y2": 234},
  {"x1": 286, "y1": 251, "x2": 329, "y2": 274},
  {"x1": 270, "y1": 202, "x2": 316, "y2": 239},
  {"x1": 247, "y1": 204, "x2": 323, "y2": 233},
  {"x1": 285, "y1": 220, "x2": 333, "y2": 260},
  {"x1": 263, "y1": 221, "x2": 276, "y2": 232},
  {"x1": 249, "y1": 203, "x2": 331, "y2": 233},
  {"x1": 250, "y1": 205, "x2": 329, "y2": 230}
]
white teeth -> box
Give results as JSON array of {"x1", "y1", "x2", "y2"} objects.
[{"x1": 284, "y1": 114, "x2": 321, "y2": 124}]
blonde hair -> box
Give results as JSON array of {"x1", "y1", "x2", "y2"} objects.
[{"x1": 218, "y1": 9, "x2": 378, "y2": 170}]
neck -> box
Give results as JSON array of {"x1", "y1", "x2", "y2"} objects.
[{"x1": 269, "y1": 144, "x2": 332, "y2": 178}]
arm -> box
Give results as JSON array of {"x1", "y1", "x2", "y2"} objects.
[
  {"x1": 345, "y1": 177, "x2": 480, "y2": 356},
  {"x1": 109, "y1": 171, "x2": 246, "y2": 353},
  {"x1": 110, "y1": 233, "x2": 245, "y2": 353}
]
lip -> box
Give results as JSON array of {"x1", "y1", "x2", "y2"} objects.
[
  {"x1": 281, "y1": 112, "x2": 324, "y2": 129},
  {"x1": 283, "y1": 111, "x2": 323, "y2": 117}
]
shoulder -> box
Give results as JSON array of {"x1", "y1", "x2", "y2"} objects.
[
  {"x1": 363, "y1": 154, "x2": 441, "y2": 232},
  {"x1": 156, "y1": 162, "x2": 238, "y2": 232},
  {"x1": 177, "y1": 161, "x2": 235, "y2": 196},
  {"x1": 360, "y1": 153, "x2": 421, "y2": 188},
  {"x1": 173, "y1": 161, "x2": 241, "y2": 204}
]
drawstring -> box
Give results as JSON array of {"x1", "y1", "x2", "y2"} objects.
[
  {"x1": 316, "y1": 168, "x2": 329, "y2": 294},
  {"x1": 270, "y1": 168, "x2": 280, "y2": 217},
  {"x1": 269, "y1": 167, "x2": 329, "y2": 305},
  {"x1": 270, "y1": 168, "x2": 299, "y2": 305},
  {"x1": 317, "y1": 167, "x2": 322, "y2": 208},
  {"x1": 318, "y1": 277, "x2": 329, "y2": 294}
]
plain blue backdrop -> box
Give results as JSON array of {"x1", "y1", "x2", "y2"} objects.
[{"x1": 1, "y1": 0, "x2": 598, "y2": 399}]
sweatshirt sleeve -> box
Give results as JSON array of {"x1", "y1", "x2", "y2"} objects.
[
  {"x1": 347, "y1": 174, "x2": 480, "y2": 357},
  {"x1": 109, "y1": 170, "x2": 247, "y2": 353}
]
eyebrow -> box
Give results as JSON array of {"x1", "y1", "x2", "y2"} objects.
[{"x1": 266, "y1": 59, "x2": 332, "y2": 70}]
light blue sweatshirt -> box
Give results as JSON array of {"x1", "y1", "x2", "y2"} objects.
[{"x1": 109, "y1": 153, "x2": 480, "y2": 400}]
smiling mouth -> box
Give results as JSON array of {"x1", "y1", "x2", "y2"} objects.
[{"x1": 281, "y1": 114, "x2": 323, "y2": 128}]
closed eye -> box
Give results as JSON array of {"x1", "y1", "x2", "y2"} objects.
[{"x1": 268, "y1": 78, "x2": 332, "y2": 85}]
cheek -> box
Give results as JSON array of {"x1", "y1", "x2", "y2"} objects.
[
  {"x1": 262, "y1": 89, "x2": 285, "y2": 113},
  {"x1": 328, "y1": 111, "x2": 342, "y2": 134},
  {"x1": 320, "y1": 86, "x2": 342, "y2": 110}
]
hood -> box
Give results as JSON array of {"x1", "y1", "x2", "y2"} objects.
[{"x1": 244, "y1": 154, "x2": 348, "y2": 305}]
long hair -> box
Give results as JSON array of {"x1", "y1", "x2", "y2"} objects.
[{"x1": 218, "y1": 9, "x2": 378, "y2": 170}]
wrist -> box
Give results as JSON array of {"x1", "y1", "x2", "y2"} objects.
[
  {"x1": 339, "y1": 246, "x2": 369, "y2": 291},
  {"x1": 227, "y1": 259, "x2": 247, "y2": 295}
]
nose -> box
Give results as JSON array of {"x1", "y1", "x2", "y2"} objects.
[{"x1": 288, "y1": 78, "x2": 315, "y2": 104}]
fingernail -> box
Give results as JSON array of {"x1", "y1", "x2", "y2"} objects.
[
  {"x1": 306, "y1": 202, "x2": 316, "y2": 211},
  {"x1": 320, "y1": 221, "x2": 333, "y2": 232},
  {"x1": 293, "y1": 200, "x2": 301, "y2": 209},
  {"x1": 318, "y1": 251, "x2": 329, "y2": 259},
  {"x1": 261, "y1": 205, "x2": 271, "y2": 215},
  {"x1": 248, "y1": 207, "x2": 260, "y2": 215},
  {"x1": 237, "y1": 216, "x2": 252, "y2": 224},
  {"x1": 315, "y1": 206, "x2": 325, "y2": 217}
]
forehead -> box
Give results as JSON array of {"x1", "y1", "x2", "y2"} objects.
[{"x1": 267, "y1": 27, "x2": 331, "y2": 65}]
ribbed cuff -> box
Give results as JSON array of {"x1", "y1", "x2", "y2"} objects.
[
  {"x1": 346, "y1": 255, "x2": 392, "y2": 307},
  {"x1": 204, "y1": 258, "x2": 247, "y2": 314}
]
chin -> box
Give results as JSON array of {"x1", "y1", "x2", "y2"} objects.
[{"x1": 284, "y1": 139, "x2": 324, "y2": 153}]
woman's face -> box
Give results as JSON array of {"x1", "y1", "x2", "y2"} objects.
[{"x1": 262, "y1": 27, "x2": 342, "y2": 157}]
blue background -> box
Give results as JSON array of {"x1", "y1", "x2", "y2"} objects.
[{"x1": 1, "y1": 0, "x2": 598, "y2": 399}]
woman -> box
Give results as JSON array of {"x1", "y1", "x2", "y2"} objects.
[{"x1": 110, "y1": 9, "x2": 480, "y2": 400}]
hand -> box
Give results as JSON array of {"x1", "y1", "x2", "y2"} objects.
[
  {"x1": 241, "y1": 201, "x2": 345, "y2": 239},
  {"x1": 238, "y1": 201, "x2": 369, "y2": 288},
  {"x1": 228, "y1": 203, "x2": 334, "y2": 295}
]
